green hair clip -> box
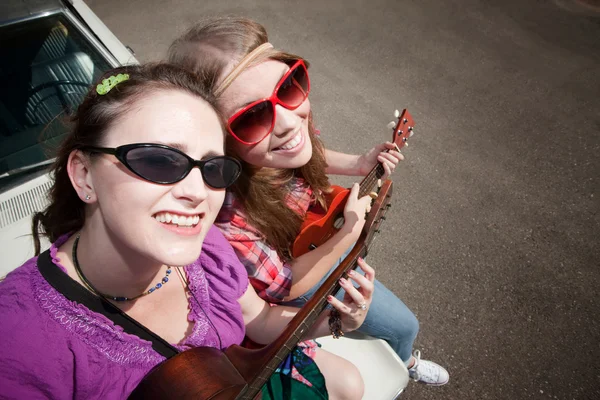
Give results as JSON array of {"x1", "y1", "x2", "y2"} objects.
[{"x1": 96, "y1": 73, "x2": 130, "y2": 95}]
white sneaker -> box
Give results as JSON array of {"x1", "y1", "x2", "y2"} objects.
[{"x1": 408, "y1": 350, "x2": 449, "y2": 386}]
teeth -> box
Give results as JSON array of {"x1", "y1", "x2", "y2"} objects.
[
  {"x1": 153, "y1": 212, "x2": 201, "y2": 227},
  {"x1": 278, "y1": 131, "x2": 302, "y2": 150}
]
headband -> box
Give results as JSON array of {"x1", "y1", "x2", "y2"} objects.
[{"x1": 214, "y1": 42, "x2": 274, "y2": 97}]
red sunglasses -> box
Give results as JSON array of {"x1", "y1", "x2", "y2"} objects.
[{"x1": 226, "y1": 60, "x2": 310, "y2": 145}]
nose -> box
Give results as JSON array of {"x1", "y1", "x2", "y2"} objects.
[
  {"x1": 171, "y1": 167, "x2": 208, "y2": 205},
  {"x1": 272, "y1": 104, "x2": 299, "y2": 137}
]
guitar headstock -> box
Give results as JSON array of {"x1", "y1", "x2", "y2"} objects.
[
  {"x1": 386, "y1": 109, "x2": 415, "y2": 151},
  {"x1": 363, "y1": 179, "x2": 393, "y2": 244}
]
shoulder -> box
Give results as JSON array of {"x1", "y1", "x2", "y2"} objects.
[
  {"x1": 0, "y1": 256, "x2": 70, "y2": 346},
  {"x1": 198, "y1": 226, "x2": 249, "y2": 298},
  {"x1": 201, "y1": 224, "x2": 243, "y2": 258},
  {"x1": 0, "y1": 259, "x2": 75, "y2": 398},
  {"x1": 288, "y1": 176, "x2": 313, "y2": 197},
  {"x1": 0, "y1": 257, "x2": 42, "y2": 319}
]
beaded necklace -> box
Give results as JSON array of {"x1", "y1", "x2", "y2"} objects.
[{"x1": 72, "y1": 235, "x2": 172, "y2": 302}]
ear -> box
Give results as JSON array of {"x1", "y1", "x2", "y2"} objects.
[{"x1": 67, "y1": 150, "x2": 95, "y2": 203}]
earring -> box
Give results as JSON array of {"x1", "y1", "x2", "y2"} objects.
[{"x1": 85, "y1": 195, "x2": 91, "y2": 201}]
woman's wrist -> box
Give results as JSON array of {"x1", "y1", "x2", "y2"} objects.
[{"x1": 340, "y1": 221, "x2": 364, "y2": 239}]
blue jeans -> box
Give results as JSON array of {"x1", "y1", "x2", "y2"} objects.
[{"x1": 280, "y1": 249, "x2": 419, "y2": 365}]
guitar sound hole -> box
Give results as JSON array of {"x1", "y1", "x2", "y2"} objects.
[{"x1": 333, "y1": 216, "x2": 345, "y2": 229}]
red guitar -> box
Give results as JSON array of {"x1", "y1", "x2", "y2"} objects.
[{"x1": 292, "y1": 109, "x2": 415, "y2": 258}]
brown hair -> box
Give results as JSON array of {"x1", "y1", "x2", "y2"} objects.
[
  {"x1": 32, "y1": 63, "x2": 219, "y2": 254},
  {"x1": 168, "y1": 17, "x2": 331, "y2": 261}
]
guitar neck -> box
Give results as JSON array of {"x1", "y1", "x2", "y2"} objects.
[
  {"x1": 238, "y1": 180, "x2": 394, "y2": 399},
  {"x1": 238, "y1": 246, "x2": 368, "y2": 399},
  {"x1": 358, "y1": 163, "x2": 386, "y2": 198}
]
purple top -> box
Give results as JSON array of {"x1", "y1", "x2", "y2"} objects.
[{"x1": 0, "y1": 226, "x2": 248, "y2": 399}]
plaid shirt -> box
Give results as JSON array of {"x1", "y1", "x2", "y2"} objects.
[{"x1": 215, "y1": 178, "x2": 313, "y2": 303}]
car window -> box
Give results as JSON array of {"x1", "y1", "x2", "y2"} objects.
[{"x1": 0, "y1": 13, "x2": 111, "y2": 190}]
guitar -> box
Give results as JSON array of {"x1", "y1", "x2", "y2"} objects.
[
  {"x1": 129, "y1": 180, "x2": 395, "y2": 400},
  {"x1": 292, "y1": 109, "x2": 415, "y2": 258}
]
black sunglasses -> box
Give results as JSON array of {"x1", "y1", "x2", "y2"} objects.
[{"x1": 82, "y1": 143, "x2": 242, "y2": 188}]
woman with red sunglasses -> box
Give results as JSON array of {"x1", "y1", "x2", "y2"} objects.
[{"x1": 169, "y1": 17, "x2": 449, "y2": 388}]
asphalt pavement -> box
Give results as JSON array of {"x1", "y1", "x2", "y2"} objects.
[{"x1": 87, "y1": 0, "x2": 600, "y2": 398}]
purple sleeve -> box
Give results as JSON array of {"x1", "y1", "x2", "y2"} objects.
[{"x1": 201, "y1": 225, "x2": 249, "y2": 299}]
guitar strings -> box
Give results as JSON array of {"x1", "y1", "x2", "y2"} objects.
[
  {"x1": 359, "y1": 164, "x2": 384, "y2": 197},
  {"x1": 175, "y1": 266, "x2": 224, "y2": 350}
]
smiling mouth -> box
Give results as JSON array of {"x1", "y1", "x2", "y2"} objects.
[
  {"x1": 153, "y1": 212, "x2": 202, "y2": 227},
  {"x1": 274, "y1": 130, "x2": 303, "y2": 151}
]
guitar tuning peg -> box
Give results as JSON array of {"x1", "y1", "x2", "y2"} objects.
[
  {"x1": 394, "y1": 110, "x2": 400, "y2": 118},
  {"x1": 386, "y1": 121, "x2": 396, "y2": 129},
  {"x1": 409, "y1": 130, "x2": 415, "y2": 137}
]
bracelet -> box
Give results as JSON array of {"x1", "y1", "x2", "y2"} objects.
[{"x1": 329, "y1": 309, "x2": 344, "y2": 339}]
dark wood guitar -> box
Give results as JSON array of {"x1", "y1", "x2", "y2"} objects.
[
  {"x1": 129, "y1": 180, "x2": 395, "y2": 400},
  {"x1": 291, "y1": 109, "x2": 415, "y2": 258}
]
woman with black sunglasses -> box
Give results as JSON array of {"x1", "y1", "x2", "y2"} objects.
[
  {"x1": 169, "y1": 17, "x2": 449, "y2": 388},
  {"x1": 0, "y1": 63, "x2": 374, "y2": 399}
]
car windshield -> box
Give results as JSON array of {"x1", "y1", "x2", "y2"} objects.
[{"x1": 0, "y1": 13, "x2": 111, "y2": 191}]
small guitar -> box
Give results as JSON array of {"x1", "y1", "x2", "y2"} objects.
[
  {"x1": 129, "y1": 181, "x2": 395, "y2": 400},
  {"x1": 292, "y1": 109, "x2": 415, "y2": 258}
]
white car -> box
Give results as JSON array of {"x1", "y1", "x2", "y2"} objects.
[
  {"x1": 0, "y1": 0, "x2": 137, "y2": 277},
  {"x1": 0, "y1": 1, "x2": 408, "y2": 397}
]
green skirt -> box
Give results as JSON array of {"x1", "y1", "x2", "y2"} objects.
[{"x1": 262, "y1": 345, "x2": 328, "y2": 400}]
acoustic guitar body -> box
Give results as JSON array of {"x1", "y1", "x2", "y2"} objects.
[
  {"x1": 129, "y1": 345, "x2": 262, "y2": 400},
  {"x1": 292, "y1": 185, "x2": 350, "y2": 258}
]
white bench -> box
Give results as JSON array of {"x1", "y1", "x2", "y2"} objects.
[{"x1": 318, "y1": 331, "x2": 409, "y2": 399}]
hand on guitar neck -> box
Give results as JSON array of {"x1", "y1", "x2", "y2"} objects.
[
  {"x1": 354, "y1": 141, "x2": 404, "y2": 180},
  {"x1": 293, "y1": 109, "x2": 416, "y2": 258},
  {"x1": 324, "y1": 109, "x2": 413, "y2": 179},
  {"x1": 341, "y1": 182, "x2": 373, "y2": 236}
]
